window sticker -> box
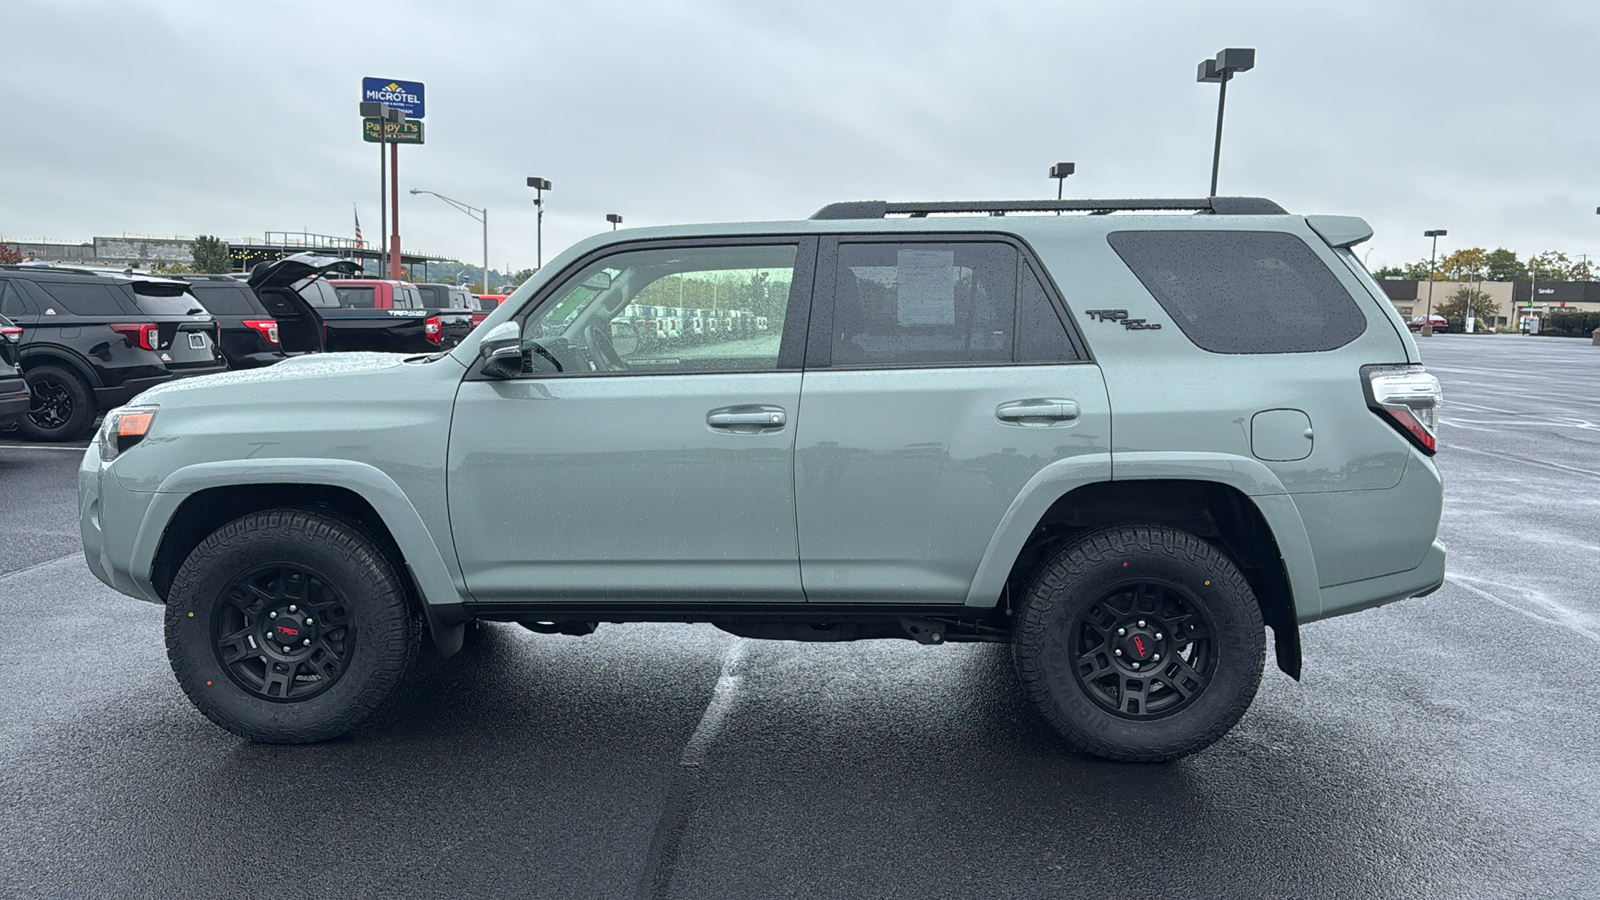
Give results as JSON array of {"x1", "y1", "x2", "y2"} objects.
[{"x1": 895, "y1": 249, "x2": 956, "y2": 326}]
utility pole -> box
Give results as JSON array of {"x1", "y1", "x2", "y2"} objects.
[
  {"x1": 1422, "y1": 229, "x2": 1447, "y2": 337},
  {"x1": 527, "y1": 177, "x2": 551, "y2": 270}
]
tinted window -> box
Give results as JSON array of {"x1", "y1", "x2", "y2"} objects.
[
  {"x1": 521, "y1": 243, "x2": 798, "y2": 376},
  {"x1": 130, "y1": 282, "x2": 206, "y2": 317},
  {"x1": 1107, "y1": 231, "x2": 1367, "y2": 354},
  {"x1": 399, "y1": 286, "x2": 423, "y2": 309},
  {"x1": 334, "y1": 285, "x2": 377, "y2": 308},
  {"x1": 0, "y1": 280, "x2": 31, "y2": 317},
  {"x1": 416, "y1": 285, "x2": 445, "y2": 307},
  {"x1": 833, "y1": 242, "x2": 1016, "y2": 367},
  {"x1": 189, "y1": 283, "x2": 261, "y2": 316},
  {"x1": 33, "y1": 279, "x2": 132, "y2": 316},
  {"x1": 295, "y1": 278, "x2": 340, "y2": 309},
  {"x1": 1016, "y1": 263, "x2": 1078, "y2": 362}
]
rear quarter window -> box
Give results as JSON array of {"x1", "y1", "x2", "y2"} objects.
[{"x1": 1107, "y1": 230, "x2": 1367, "y2": 354}]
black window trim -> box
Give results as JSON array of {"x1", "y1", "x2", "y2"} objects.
[
  {"x1": 465, "y1": 234, "x2": 819, "y2": 382},
  {"x1": 805, "y1": 233, "x2": 1091, "y2": 371}
]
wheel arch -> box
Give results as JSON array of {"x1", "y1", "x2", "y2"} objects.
[
  {"x1": 18, "y1": 345, "x2": 102, "y2": 389},
  {"x1": 968, "y1": 456, "x2": 1320, "y2": 679},
  {"x1": 140, "y1": 461, "x2": 468, "y2": 657}
]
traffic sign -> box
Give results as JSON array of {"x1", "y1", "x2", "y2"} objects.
[
  {"x1": 362, "y1": 77, "x2": 425, "y2": 118},
  {"x1": 363, "y1": 118, "x2": 425, "y2": 144}
]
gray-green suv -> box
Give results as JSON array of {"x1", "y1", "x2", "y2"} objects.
[{"x1": 79, "y1": 196, "x2": 1445, "y2": 761}]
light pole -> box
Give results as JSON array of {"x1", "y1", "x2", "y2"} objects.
[
  {"x1": 359, "y1": 101, "x2": 391, "y2": 276},
  {"x1": 527, "y1": 177, "x2": 551, "y2": 269},
  {"x1": 411, "y1": 189, "x2": 488, "y2": 296},
  {"x1": 1049, "y1": 162, "x2": 1075, "y2": 200},
  {"x1": 606, "y1": 213, "x2": 623, "y2": 231},
  {"x1": 1196, "y1": 48, "x2": 1255, "y2": 197},
  {"x1": 1422, "y1": 229, "x2": 1447, "y2": 337}
]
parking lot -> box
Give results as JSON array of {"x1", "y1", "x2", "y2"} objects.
[{"x1": 1, "y1": 335, "x2": 1596, "y2": 899}]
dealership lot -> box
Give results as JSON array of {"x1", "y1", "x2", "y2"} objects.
[{"x1": 1, "y1": 335, "x2": 1596, "y2": 898}]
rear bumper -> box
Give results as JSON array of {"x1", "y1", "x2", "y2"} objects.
[
  {"x1": 94, "y1": 375, "x2": 171, "y2": 408},
  {"x1": 0, "y1": 376, "x2": 28, "y2": 425},
  {"x1": 1312, "y1": 540, "x2": 1447, "y2": 622}
]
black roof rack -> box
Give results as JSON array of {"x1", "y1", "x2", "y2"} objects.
[{"x1": 810, "y1": 197, "x2": 1287, "y2": 220}]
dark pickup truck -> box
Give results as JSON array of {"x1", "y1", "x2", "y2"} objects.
[{"x1": 248, "y1": 255, "x2": 472, "y2": 355}]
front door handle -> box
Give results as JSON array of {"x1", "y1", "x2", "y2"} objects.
[
  {"x1": 995, "y1": 399, "x2": 1080, "y2": 425},
  {"x1": 708, "y1": 405, "x2": 787, "y2": 432}
]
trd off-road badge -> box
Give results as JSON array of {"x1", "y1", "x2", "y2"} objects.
[{"x1": 1084, "y1": 309, "x2": 1162, "y2": 330}]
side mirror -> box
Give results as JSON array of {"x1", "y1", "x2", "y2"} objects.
[
  {"x1": 610, "y1": 320, "x2": 640, "y2": 357},
  {"x1": 581, "y1": 271, "x2": 613, "y2": 292},
  {"x1": 477, "y1": 321, "x2": 522, "y2": 379}
]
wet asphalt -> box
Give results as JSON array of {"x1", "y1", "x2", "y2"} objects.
[{"x1": 1, "y1": 335, "x2": 1597, "y2": 899}]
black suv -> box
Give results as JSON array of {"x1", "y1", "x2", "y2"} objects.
[
  {"x1": 0, "y1": 314, "x2": 27, "y2": 429},
  {"x1": 180, "y1": 275, "x2": 289, "y2": 369},
  {"x1": 0, "y1": 266, "x2": 225, "y2": 441},
  {"x1": 416, "y1": 282, "x2": 475, "y2": 312}
]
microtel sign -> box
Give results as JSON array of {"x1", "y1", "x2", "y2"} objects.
[{"x1": 362, "y1": 77, "x2": 425, "y2": 118}]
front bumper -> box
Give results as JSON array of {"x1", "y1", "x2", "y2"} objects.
[{"x1": 79, "y1": 447, "x2": 164, "y2": 603}]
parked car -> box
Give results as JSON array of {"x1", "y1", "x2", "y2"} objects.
[
  {"x1": 0, "y1": 264, "x2": 224, "y2": 440},
  {"x1": 1408, "y1": 314, "x2": 1449, "y2": 333},
  {"x1": 81, "y1": 195, "x2": 1445, "y2": 762},
  {"x1": 324, "y1": 277, "x2": 474, "y2": 352},
  {"x1": 180, "y1": 274, "x2": 288, "y2": 369},
  {"x1": 415, "y1": 283, "x2": 475, "y2": 315},
  {"x1": 0, "y1": 314, "x2": 28, "y2": 429}
]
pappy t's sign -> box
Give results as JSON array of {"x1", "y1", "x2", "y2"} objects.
[{"x1": 362, "y1": 77, "x2": 425, "y2": 118}]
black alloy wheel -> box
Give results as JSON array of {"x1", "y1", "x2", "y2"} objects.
[
  {"x1": 1068, "y1": 579, "x2": 1217, "y2": 719},
  {"x1": 213, "y1": 564, "x2": 355, "y2": 702},
  {"x1": 19, "y1": 364, "x2": 95, "y2": 441},
  {"x1": 1013, "y1": 524, "x2": 1265, "y2": 763},
  {"x1": 165, "y1": 509, "x2": 422, "y2": 743}
]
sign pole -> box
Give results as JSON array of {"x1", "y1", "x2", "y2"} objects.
[
  {"x1": 390, "y1": 141, "x2": 401, "y2": 279},
  {"x1": 378, "y1": 123, "x2": 387, "y2": 277}
]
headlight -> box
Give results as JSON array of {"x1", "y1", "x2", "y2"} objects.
[{"x1": 98, "y1": 405, "x2": 159, "y2": 462}]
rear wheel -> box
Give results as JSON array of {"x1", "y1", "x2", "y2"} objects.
[
  {"x1": 18, "y1": 364, "x2": 95, "y2": 441},
  {"x1": 1013, "y1": 524, "x2": 1264, "y2": 762},
  {"x1": 164, "y1": 510, "x2": 421, "y2": 743}
]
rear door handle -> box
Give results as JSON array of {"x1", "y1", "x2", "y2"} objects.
[
  {"x1": 995, "y1": 399, "x2": 1080, "y2": 424},
  {"x1": 708, "y1": 405, "x2": 787, "y2": 431}
]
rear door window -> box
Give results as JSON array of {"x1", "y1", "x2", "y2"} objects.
[
  {"x1": 831, "y1": 241, "x2": 1016, "y2": 366},
  {"x1": 33, "y1": 279, "x2": 137, "y2": 316},
  {"x1": 1107, "y1": 230, "x2": 1367, "y2": 354}
]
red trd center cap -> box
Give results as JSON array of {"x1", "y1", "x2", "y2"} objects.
[{"x1": 1120, "y1": 631, "x2": 1157, "y2": 662}]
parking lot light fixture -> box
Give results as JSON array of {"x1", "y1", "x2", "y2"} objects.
[
  {"x1": 606, "y1": 213, "x2": 623, "y2": 231},
  {"x1": 1423, "y1": 229, "x2": 1448, "y2": 337},
  {"x1": 527, "y1": 177, "x2": 552, "y2": 270},
  {"x1": 1196, "y1": 48, "x2": 1255, "y2": 197},
  {"x1": 411, "y1": 189, "x2": 489, "y2": 299},
  {"x1": 1049, "y1": 163, "x2": 1075, "y2": 201}
]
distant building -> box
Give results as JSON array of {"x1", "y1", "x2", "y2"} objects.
[
  {"x1": 1378, "y1": 279, "x2": 1600, "y2": 328},
  {"x1": 5, "y1": 232, "x2": 453, "y2": 278}
]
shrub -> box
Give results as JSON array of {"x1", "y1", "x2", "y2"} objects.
[{"x1": 1536, "y1": 312, "x2": 1600, "y2": 337}]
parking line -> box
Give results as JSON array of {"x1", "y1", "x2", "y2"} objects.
[{"x1": 0, "y1": 443, "x2": 89, "y2": 451}]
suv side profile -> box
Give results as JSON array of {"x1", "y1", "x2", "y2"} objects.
[
  {"x1": 80, "y1": 197, "x2": 1445, "y2": 762},
  {"x1": 2, "y1": 266, "x2": 225, "y2": 440}
]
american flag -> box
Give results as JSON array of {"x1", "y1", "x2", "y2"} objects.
[{"x1": 354, "y1": 204, "x2": 364, "y2": 249}]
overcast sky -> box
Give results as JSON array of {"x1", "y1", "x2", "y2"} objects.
[{"x1": 4, "y1": 0, "x2": 1598, "y2": 272}]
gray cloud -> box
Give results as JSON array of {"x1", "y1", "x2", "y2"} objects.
[{"x1": 3, "y1": 0, "x2": 1598, "y2": 271}]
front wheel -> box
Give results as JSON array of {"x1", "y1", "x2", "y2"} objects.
[
  {"x1": 18, "y1": 364, "x2": 96, "y2": 441},
  {"x1": 1013, "y1": 525, "x2": 1265, "y2": 762},
  {"x1": 164, "y1": 510, "x2": 421, "y2": 743}
]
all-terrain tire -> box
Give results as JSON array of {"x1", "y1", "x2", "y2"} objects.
[
  {"x1": 164, "y1": 509, "x2": 422, "y2": 743},
  {"x1": 1013, "y1": 524, "x2": 1264, "y2": 763},
  {"x1": 18, "y1": 364, "x2": 96, "y2": 441}
]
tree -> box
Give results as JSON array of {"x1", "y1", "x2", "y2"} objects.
[
  {"x1": 150, "y1": 260, "x2": 194, "y2": 275},
  {"x1": 0, "y1": 242, "x2": 20, "y2": 265},
  {"x1": 1484, "y1": 248, "x2": 1523, "y2": 282},
  {"x1": 508, "y1": 268, "x2": 537, "y2": 287},
  {"x1": 1437, "y1": 287, "x2": 1497, "y2": 326},
  {"x1": 1402, "y1": 259, "x2": 1443, "y2": 280},
  {"x1": 1371, "y1": 264, "x2": 1406, "y2": 279},
  {"x1": 1528, "y1": 251, "x2": 1571, "y2": 282},
  {"x1": 191, "y1": 235, "x2": 231, "y2": 274},
  {"x1": 1569, "y1": 259, "x2": 1595, "y2": 282},
  {"x1": 1438, "y1": 247, "x2": 1487, "y2": 282}
]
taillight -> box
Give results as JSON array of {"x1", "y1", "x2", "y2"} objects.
[
  {"x1": 110, "y1": 323, "x2": 159, "y2": 351},
  {"x1": 424, "y1": 315, "x2": 442, "y2": 344},
  {"x1": 1362, "y1": 365, "x2": 1442, "y2": 455},
  {"x1": 242, "y1": 319, "x2": 280, "y2": 345},
  {"x1": 0, "y1": 326, "x2": 21, "y2": 343}
]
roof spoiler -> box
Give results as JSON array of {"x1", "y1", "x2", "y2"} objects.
[{"x1": 1305, "y1": 215, "x2": 1373, "y2": 248}]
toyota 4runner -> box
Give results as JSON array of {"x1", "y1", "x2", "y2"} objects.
[{"x1": 79, "y1": 196, "x2": 1445, "y2": 762}]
